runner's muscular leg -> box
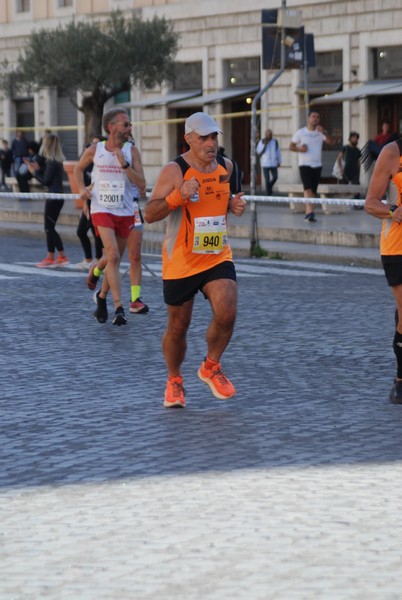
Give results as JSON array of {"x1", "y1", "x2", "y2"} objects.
[
  {"x1": 97, "y1": 227, "x2": 126, "y2": 309},
  {"x1": 163, "y1": 298, "x2": 194, "y2": 377},
  {"x1": 127, "y1": 228, "x2": 143, "y2": 286},
  {"x1": 391, "y1": 284, "x2": 402, "y2": 334},
  {"x1": 202, "y1": 278, "x2": 237, "y2": 362}
]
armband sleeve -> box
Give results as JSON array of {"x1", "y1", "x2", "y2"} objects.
[{"x1": 165, "y1": 189, "x2": 186, "y2": 210}]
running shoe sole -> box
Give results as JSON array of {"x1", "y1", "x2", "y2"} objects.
[
  {"x1": 113, "y1": 313, "x2": 127, "y2": 326},
  {"x1": 163, "y1": 398, "x2": 185, "y2": 408},
  {"x1": 129, "y1": 305, "x2": 149, "y2": 314}
]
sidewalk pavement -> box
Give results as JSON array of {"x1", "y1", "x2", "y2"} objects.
[{"x1": 0, "y1": 193, "x2": 383, "y2": 266}]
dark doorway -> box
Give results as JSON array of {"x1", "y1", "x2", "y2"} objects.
[
  {"x1": 377, "y1": 95, "x2": 402, "y2": 136},
  {"x1": 230, "y1": 99, "x2": 252, "y2": 186},
  {"x1": 175, "y1": 108, "x2": 194, "y2": 156}
]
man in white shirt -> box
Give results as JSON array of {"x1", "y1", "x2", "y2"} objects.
[
  {"x1": 289, "y1": 110, "x2": 334, "y2": 222},
  {"x1": 256, "y1": 129, "x2": 281, "y2": 196}
]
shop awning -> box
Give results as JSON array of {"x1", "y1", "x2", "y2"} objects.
[
  {"x1": 312, "y1": 80, "x2": 402, "y2": 103},
  {"x1": 169, "y1": 86, "x2": 259, "y2": 108},
  {"x1": 296, "y1": 82, "x2": 342, "y2": 96},
  {"x1": 119, "y1": 90, "x2": 202, "y2": 108}
]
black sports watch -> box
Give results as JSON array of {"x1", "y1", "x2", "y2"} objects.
[
  {"x1": 122, "y1": 161, "x2": 130, "y2": 169},
  {"x1": 390, "y1": 204, "x2": 398, "y2": 217}
]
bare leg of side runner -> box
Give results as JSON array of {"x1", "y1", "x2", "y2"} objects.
[
  {"x1": 163, "y1": 298, "x2": 194, "y2": 377},
  {"x1": 97, "y1": 227, "x2": 127, "y2": 310},
  {"x1": 390, "y1": 284, "x2": 402, "y2": 402},
  {"x1": 197, "y1": 278, "x2": 237, "y2": 400},
  {"x1": 202, "y1": 278, "x2": 237, "y2": 361}
]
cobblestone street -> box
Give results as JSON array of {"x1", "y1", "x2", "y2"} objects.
[{"x1": 1, "y1": 235, "x2": 402, "y2": 599}]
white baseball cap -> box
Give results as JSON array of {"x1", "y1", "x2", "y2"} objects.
[{"x1": 185, "y1": 112, "x2": 222, "y2": 136}]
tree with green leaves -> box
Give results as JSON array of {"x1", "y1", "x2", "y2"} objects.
[{"x1": 1, "y1": 11, "x2": 178, "y2": 145}]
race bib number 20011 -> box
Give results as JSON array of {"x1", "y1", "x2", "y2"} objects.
[{"x1": 192, "y1": 215, "x2": 227, "y2": 254}]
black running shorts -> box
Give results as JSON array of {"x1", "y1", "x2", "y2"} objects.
[
  {"x1": 381, "y1": 256, "x2": 402, "y2": 287},
  {"x1": 163, "y1": 260, "x2": 237, "y2": 306},
  {"x1": 299, "y1": 166, "x2": 322, "y2": 194}
]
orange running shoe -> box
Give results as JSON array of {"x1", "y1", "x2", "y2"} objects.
[
  {"x1": 164, "y1": 376, "x2": 186, "y2": 408},
  {"x1": 35, "y1": 257, "x2": 56, "y2": 268},
  {"x1": 198, "y1": 360, "x2": 236, "y2": 399},
  {"x1": 54, "y1": 256, "x2": 69, "y2": 267}
]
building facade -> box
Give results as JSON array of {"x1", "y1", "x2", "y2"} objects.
[{"x1": 1, "y1": 0, "x2": 402, "y2": 187}]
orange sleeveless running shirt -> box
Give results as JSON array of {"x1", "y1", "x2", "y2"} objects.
[
  {"x1": 381, "y1": 139, "x2": 402, "y2": 256},
  {"x1": 162, "y1": 156, "x2": 232, "y2": 279}
]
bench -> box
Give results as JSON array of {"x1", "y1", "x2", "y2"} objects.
[
  {"x1": 5, "y1": 176, "x2": 47, "y2": 194},
  {"x1": 276, "y1": 183, "x2": 366, "y2": 214}
]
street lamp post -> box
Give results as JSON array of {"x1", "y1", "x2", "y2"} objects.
[{"x1": 249, "y1": 0, "x2": 287, "y2": 254}]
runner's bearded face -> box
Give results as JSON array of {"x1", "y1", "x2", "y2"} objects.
[{"x1": 112, "y1": 119, "x2": 132, "y2": 145}]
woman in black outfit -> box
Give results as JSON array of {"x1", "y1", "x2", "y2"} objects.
[{"x1": 26, "y1": 134, "x2": 69, "y2": 268}]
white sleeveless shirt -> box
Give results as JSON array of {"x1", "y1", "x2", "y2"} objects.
[{"x1": 90, "y1": 141, "x2": 138, "y2": 216}]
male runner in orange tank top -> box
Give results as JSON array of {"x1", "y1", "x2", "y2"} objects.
[
  {"x1": 365, "y1": 137, "x2": 402, "y2": 402},
  {"x1": 145, "y1": 112, "x2": 246, "y2": 408}
]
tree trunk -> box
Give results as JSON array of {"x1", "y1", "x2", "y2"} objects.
[{"x1": 81, "y1": 93, "x2": 106, "y2": 150}]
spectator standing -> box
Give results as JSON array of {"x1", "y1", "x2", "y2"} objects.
[
  {"x1": 0, "y1": 139, "x2": 13, "y2": 190},
  {"x1": 26, "y1": 134, "x2": 69, "y2": 268},
  {"x1": 336, "y1": 131, "x2": 362, "y2": 209},
  {"x1": 256, "y1": 129, "x2": 281, "y2": 195},
  {"x1": 337, "y1": 131, "x2": 361, "y2": 185},
  {"x1": 11, "y1": 129, "x2": 29, "y2": 175},
  {"x1": 16, "y1": 140, "x2": 42, "y2": 194},
  {"x1": 373, "y1": 121, "x2": 393, "y2": 148},
  {"x1": 361, "y1": 121, "x2": 398, "y2": 172},
  {"x1": 144, "y1": 112, "x2": 246, "y2": 409},
  {"x1": 289, "y1": 110, "x2": 335, "y2": 222}
]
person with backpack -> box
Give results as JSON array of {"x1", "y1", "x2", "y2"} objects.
[
  {"x1": 256, "y1": 129, "x2": 281, "y2": 196},
  {"x1": 335, "y1": 131, "x2": 362, "y2": 209},
  {"x1": 336, "y1": 131, "x2": 362, "y2": 186}
]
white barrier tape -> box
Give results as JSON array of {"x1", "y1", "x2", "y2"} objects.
[
  {"x1": 243, "y1": 195, "x2": 365, "y2": 207},
  {"x1": 0, "y1": 190, "x2": 365, "y2": 207},
  {"x1": 0, "y1": 192, "x2": 80, "y2": 200}
]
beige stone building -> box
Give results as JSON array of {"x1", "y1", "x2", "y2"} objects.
[{"x1": 1, "y1": 0, "x2": 402, "y2": 187}]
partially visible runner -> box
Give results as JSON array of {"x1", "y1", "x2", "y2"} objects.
[
  {"x1": 365, "y1": 137, "x2": 402, "y2": 403},
  {"x1": 85, "y1": 136, "x2": 149, "y2": 315},
  {"x1": 75, "y1": 134, "x2": 105, "y2": 270},
  {"x1": 144, "y1": 112, "x2": 246, "y2": 408},
  {"x1": 74, "y1": 108, "x2": 146, "y2": 326}
]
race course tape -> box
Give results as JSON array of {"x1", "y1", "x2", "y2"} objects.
[
  {"x1": 0, "y1": 191, "x2": 365, "y2": 206},
  {"x1": 0, "y1": 192, "x2": 79, "y2": 201}
]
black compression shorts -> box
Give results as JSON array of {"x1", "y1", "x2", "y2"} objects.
[
  {"x1": 163, "y1": 260, "x2": 237, "y2": 306},
  {"x1": 381, "y1": 256, "x2": 402, "y2": 287}
]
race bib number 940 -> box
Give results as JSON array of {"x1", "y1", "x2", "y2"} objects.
[
  {"x1": 192, "y1": 215, "x2": 227, "y2": 254},
  {"x1": 98, "y1": 180, "x2": 125, "y2": 209}
]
